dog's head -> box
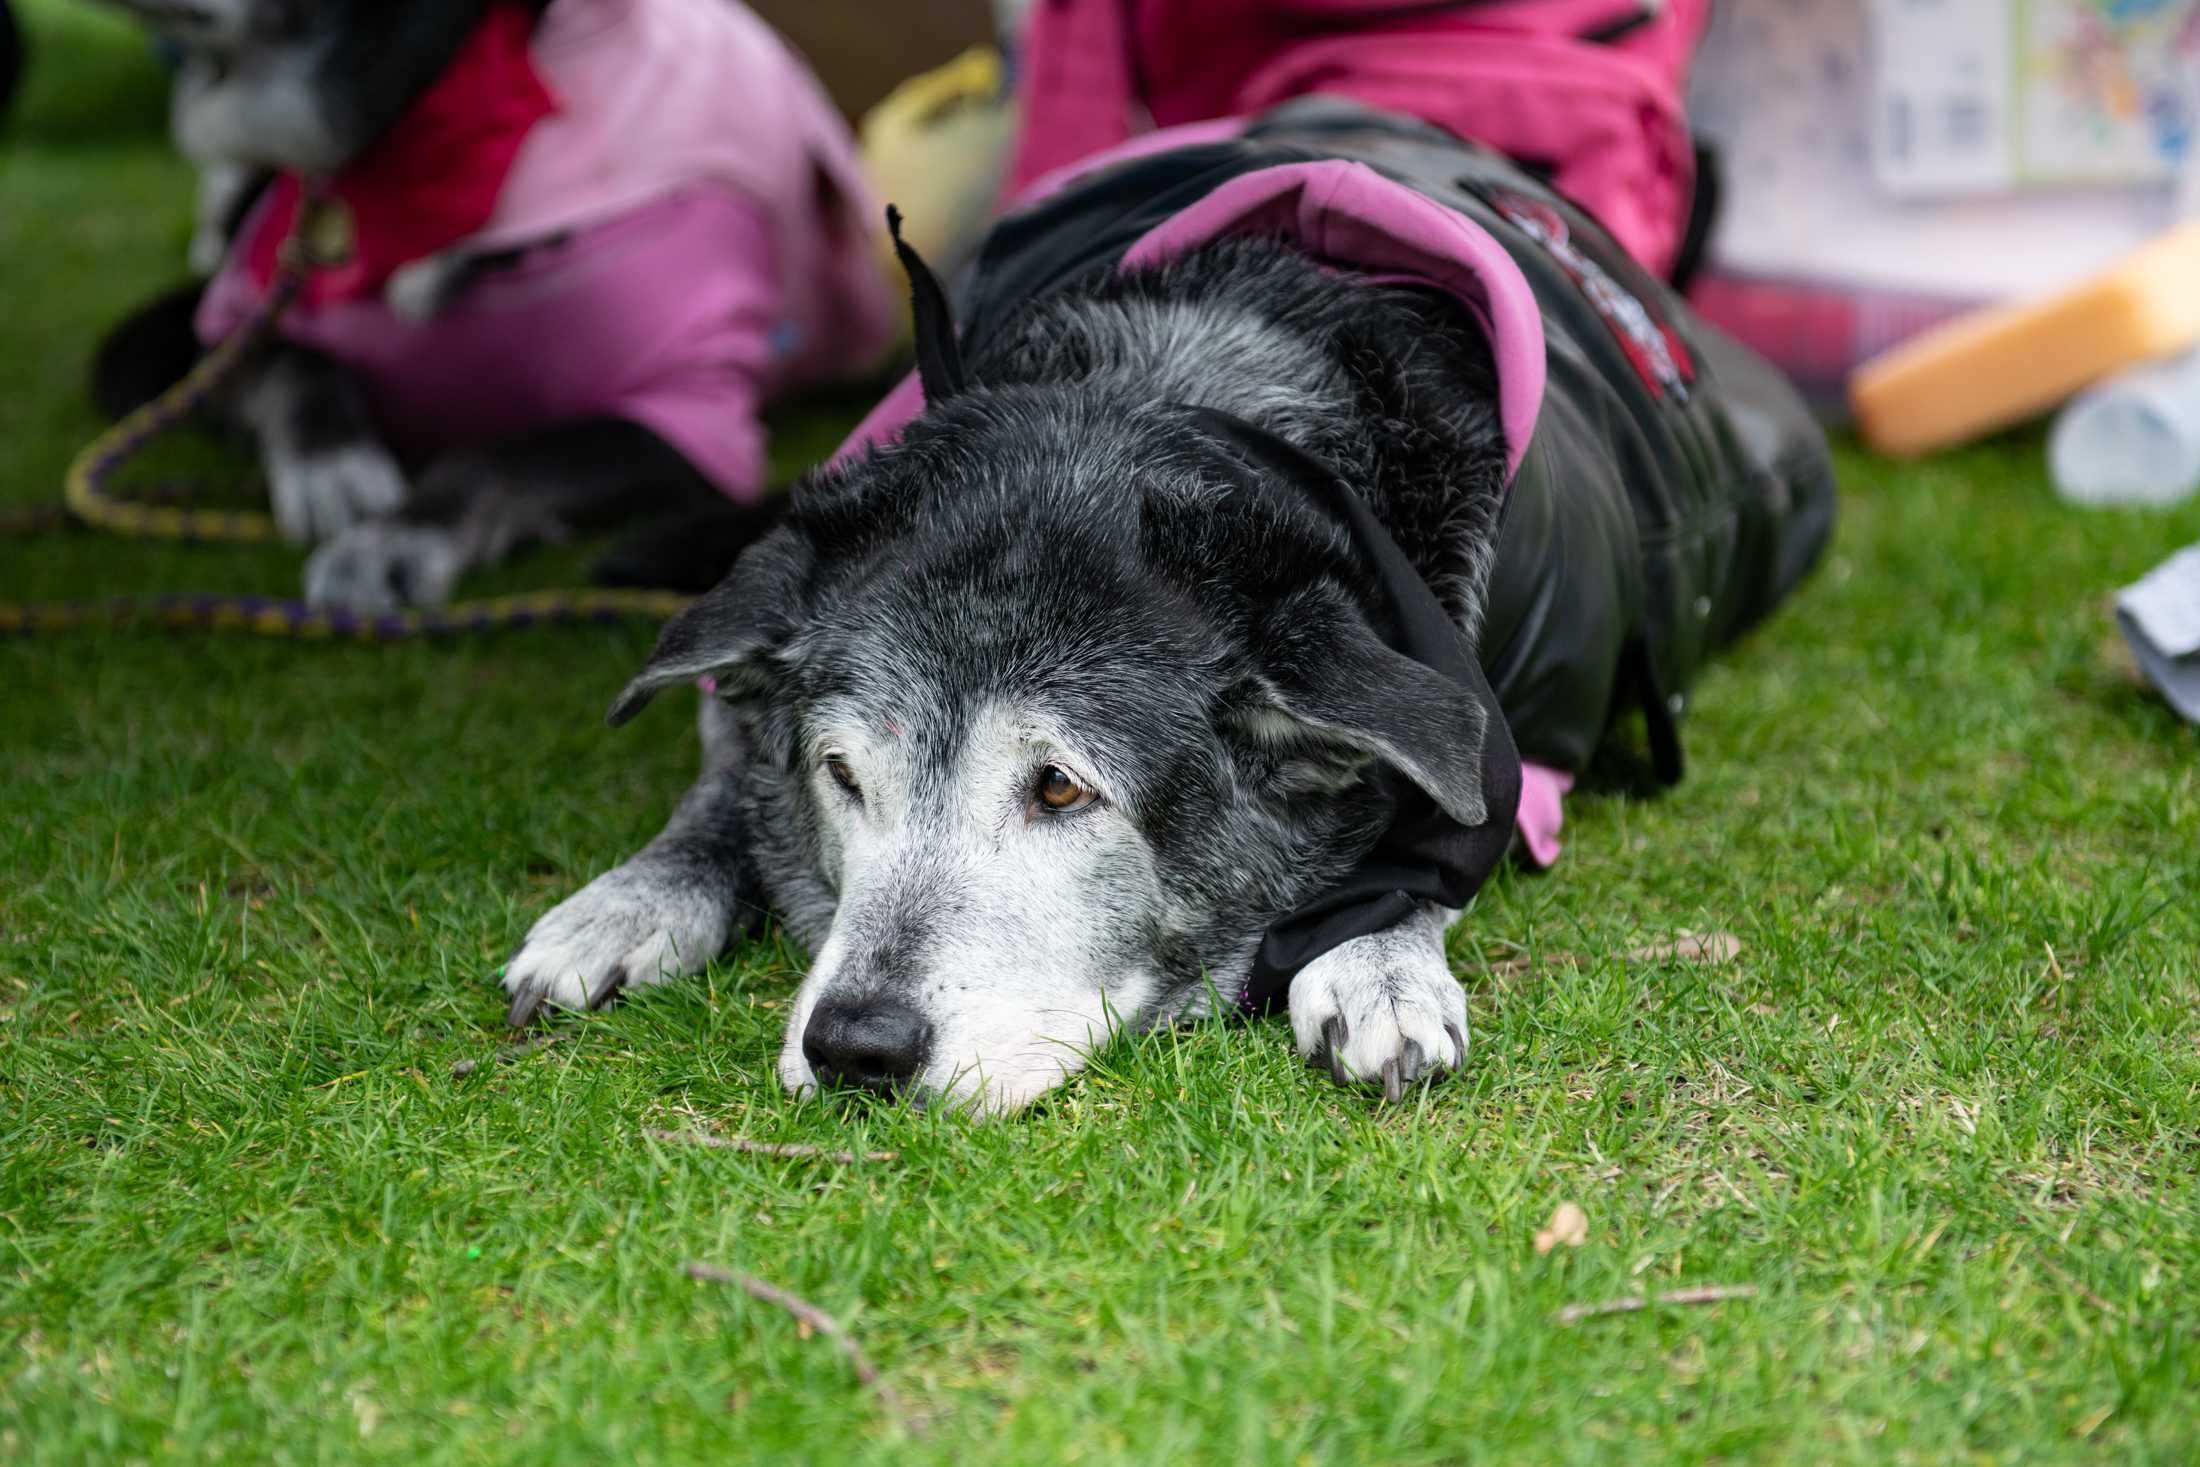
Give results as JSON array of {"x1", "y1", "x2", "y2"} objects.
[
  {"x1": 612, "y1": 390, "x2": 1494, "y2": 1112},
  {"x1": 99, "y1": 0, "x2": 503, "y2": 172}
]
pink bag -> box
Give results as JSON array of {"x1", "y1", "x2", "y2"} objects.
[{"x1": 1009, "y1": 0, "x2": 1708, "y2": 275}]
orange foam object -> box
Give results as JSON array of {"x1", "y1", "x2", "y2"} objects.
[{"x1": 1850, "y1": 220, "x2": 2200, "y2": 457}]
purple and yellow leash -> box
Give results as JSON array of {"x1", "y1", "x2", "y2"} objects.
[{"x1": 0, "y1": 192, "x2": 691, "y2": 639}]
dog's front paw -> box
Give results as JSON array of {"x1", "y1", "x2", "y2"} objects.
[
  {"x1": 502, "y1": 863, "x2": 732, "y2": 1024},
  {"x1": 1288, "y1": 912, "x2": 1468, "y2": 1101},
  {"x1": 267, "y1": 441, "x2": 408, "y2": 543},
  {"x1": 304, "y1": 522, "x2": 465, "y2": 611}
]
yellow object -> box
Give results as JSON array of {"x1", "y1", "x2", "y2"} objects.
[
  {"x1": 858, "y1": 46, "x2": 1019, "y2": 342},
  {"x1": 1850, "y1": 220, "x2": 2200, "y2": 457}
]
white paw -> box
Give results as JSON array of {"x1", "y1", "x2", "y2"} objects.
[
  {"x1": 266, "y1": 441, "x2": 407, "y2": 543},
  {"x1": 190, "y1": 164, "x2": 259, "y2": 275},
  {"x1": 502, "y1": 863, "x2": 732, "y2": 1022},
  {"x1": 304, "y1": 521, "x2": 464, "y2": 611},
  {"x1": 1288, "y1": 913, "x2": 1468, "y2": 1100}
]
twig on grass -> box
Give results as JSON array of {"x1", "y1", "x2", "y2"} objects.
[
  {"x1": 450, "y1": 1033, "x2": 561, "y2": 1078},
  {"x1": 1487, "y1": 931, "x2": 1743, "y2": 980},
  {"x1": 1554, "y1": 1283, "x2": 1757, "y2": 1325},
  {"x1": 642, "y1": 1127, "x2": 898, "y2": 1164},
  {"x1": 2036, "y1": 1256, "x2": 2121, "y2": 1318},
  {"x1": 683, "y1": 1261, "x2": 905, "y2": 1418}
]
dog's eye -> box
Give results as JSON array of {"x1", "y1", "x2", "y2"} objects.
[
  {"x1": 1036, "y1": 765, "x2": 1096, "y2": 813},
  {"x1": 823, "y1": 755, "x2": 861, "y2": 798}
]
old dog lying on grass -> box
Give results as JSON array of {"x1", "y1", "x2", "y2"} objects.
[{"x1": 503, "y1": 93, "x2": 1836, "y2": 1113}]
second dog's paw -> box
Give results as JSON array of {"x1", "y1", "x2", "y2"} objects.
[
  {"x1": 304, "y1": 522, "x2": 464, "y2": 611},
  {"x1": 267, "y1": 441, "x2": 408, "y2": 543},
  {"x1": 1288, "y1": 917, "x2": 1468, "y2": 1101},
  {"x1": 502, "y1": 863, "x2": 731, "y2": 1025}
]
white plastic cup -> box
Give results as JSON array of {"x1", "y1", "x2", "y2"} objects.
[{"x1": 2050, "y1": 346, "x2": 2200, "y2": 509}]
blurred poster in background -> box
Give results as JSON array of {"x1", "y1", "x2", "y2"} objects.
[{"x1": 1688, "y1": 0, "x2": 2200, "y2": 406}]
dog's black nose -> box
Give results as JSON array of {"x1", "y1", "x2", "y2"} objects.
[{"x1": 802, "y1": 999, "x2": 932, "y2": 1093}]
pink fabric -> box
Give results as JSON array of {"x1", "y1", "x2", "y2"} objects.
[
  {"x1": 198, "y1": 0, "x2": 892, "y2": 497},
  {"x1": 1118, "y1": 162, "x2": 1545, "y2": 481},
  {"x1": 468, "y1": 0, "x2": 890, "y2": 390},
  {"x1": 1515, "y1": 762, "x2": 1574, "y2": 868},
  {"x1": 831, "y1": 369, "x2": 928, "y2": 468},
  {"x1": 1008, "y1": 0, "x2": 1709, "y2": 275},
  {"x1": 205, "y1": 190, "x2": 780, "y2": 497}
]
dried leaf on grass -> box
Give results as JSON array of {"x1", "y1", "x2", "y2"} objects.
[{"x1": 1534, "y1": 1200, "x2": 1590, "y2": 1254}]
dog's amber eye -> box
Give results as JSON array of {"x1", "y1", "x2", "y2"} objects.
[
  {"x1": 1037, "y1": 766, "x2": 1095, "y2": 812},
  {"x1": 824, "y1": 755, "x2": 860, "y2": 797}
]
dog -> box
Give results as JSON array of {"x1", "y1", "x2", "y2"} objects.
[
  {"x1": 499, "y1": 97, "x2": 1836, "y2": 1114},
  {"x1": 91, "y1": 0, "x2": 891, "y2": 608}
]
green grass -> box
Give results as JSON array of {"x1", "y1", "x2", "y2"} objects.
[{"x1": 4, "y1": 6, "x2": 2199, "y2": 1462}]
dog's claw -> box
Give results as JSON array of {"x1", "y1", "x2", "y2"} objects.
[
  {"x1": 1400, "y1": 1037, "x2": 1426, "y2": 1086},
  {"x1": 505, "y1": 981, "x2": 547, "y2": 1028},
  {"x1": 1322, "y1": 1015, "x2": 1350, "y2": 1087},
  {"x1": 1380, "y1": 1057, "x2": 1404, "y2": 1103},
  {"x1": 587, "y1": 967, "x2": 628, "y2": 1012},
  {"x1": 1445, "y1": 1022, "x2": 1466, "y2": 1068}
]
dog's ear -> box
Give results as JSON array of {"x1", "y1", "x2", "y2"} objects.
[
  {"x1": 606, "y1": 527, "x2": 813, "y2": 726},
  {"x1": 886, "y1": 204, "x2": 966, "y2": 405},
  {"x1": 1242, "y1": 588, "x2": 1489, "y2": 828}
]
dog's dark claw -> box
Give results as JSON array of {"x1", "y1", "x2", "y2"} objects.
[
  {"x1": 587, "y1": 968, "x2": 628, "y2": 1012},
  {"x1": 1321, "y1": 1015, "x2": 1349, "y2": 1087},
  {"x1": 1380, "y1": 1056, "x2": 1404, "y2": 1104},
  {"x1": 1445, "y1": 1022, "x2": 1466, "y2": 1067},
  {"x1": 505, "y1": 982, "x2": 547, "y2": 1028},
  {"x1": 1399, "y1": 1038, "x2": 1426, "y2": 1086}
]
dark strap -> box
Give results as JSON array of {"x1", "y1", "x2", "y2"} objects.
[
  {"x1": 1186, "y1": 408, "x2": 1521, "y2": 1012},
  {"x1": 1627, "y1": 639, "x2": 1685, "y2": 785}
]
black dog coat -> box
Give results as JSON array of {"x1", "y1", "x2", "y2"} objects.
[{"x1": 862, "y1": 98, "x2": 1836, "y2": 1009}]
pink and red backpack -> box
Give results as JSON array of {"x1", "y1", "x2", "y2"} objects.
[{"x1": 1010, "y1": 0, "x2": 1710, "y2": 277}]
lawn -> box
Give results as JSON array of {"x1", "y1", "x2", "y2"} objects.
[{"x1": 4, "y1": 6, "x2": 2198, "y2": 1463}]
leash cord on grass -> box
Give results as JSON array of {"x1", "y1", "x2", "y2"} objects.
[{"x1": 1, "y1": 189, "x2": 693, "y2": 640}]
